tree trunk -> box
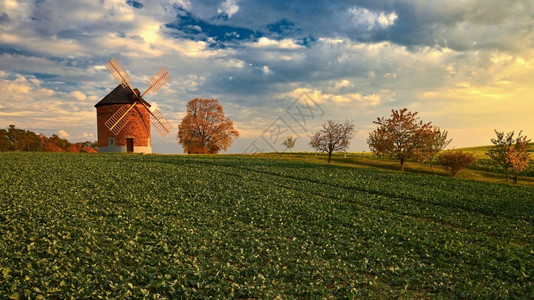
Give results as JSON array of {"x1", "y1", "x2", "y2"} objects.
[
  {"x1": 328, "y1": 151, "x2": 332, "y2": 163},
  {"x1": 400, "y1": 159, "x2": 405, "y2": 171},
  {"x1": 513, "y1": 176, "x2": 518, "y2": 185}
]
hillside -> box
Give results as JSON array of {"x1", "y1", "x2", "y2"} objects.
[
  {"x1": 459, "y1": 143, "x2": 534, "y2": 157},
  {"x1": 257, "y1": 143, "x2": 534, "y2": 186},
  {"x1": 1, "y1": 152, "x2": 533, "y2": 298}
]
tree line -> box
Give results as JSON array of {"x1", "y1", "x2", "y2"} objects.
[
  {"x1": 0, "y1": 125, "x2": 97, "y2": 153},
  {"x1": 300, "y1": 108, "x2": 530, "y2": 183},
  {"x1": 174, "y1": 99, "x2": 531, "y2": 183}
]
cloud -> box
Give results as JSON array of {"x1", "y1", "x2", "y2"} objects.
[
  {"x1": 58, "y1": 129, "x2": 70, "y2": 138},
  {"x1": 0, "y1": 71, "x2": 96, "y2": 137},
  {"x1": 82, "y1": 132, "x2": 94, "y2": 139},
  {"x1": 335, "y1": 80, "x2": 353, "y2": 88},
  {"x1": 171, "y1": 0, "x2": 191, "y2": 10},
  {"x1": 282, "y1": 88, "x2": 382, "y2": 105},
  {"x1": 71, "y1": 91, "x2": 87, "y2": 101},
  {"x1": 218, "y1": 0, "x2": 240, "y2": 18},
  {"x1": 1, "y1": 0, "x2": 533, "y2": 153},
  {"x1": 349, "y1": 7, "x2": 398, "y2": 30},
  {"x1": 249, "y1": 37, "x2": 302, "y2": 49}
]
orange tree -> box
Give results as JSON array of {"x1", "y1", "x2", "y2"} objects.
[
  {"x1": 419, "y1": 127, "x2": 451, "y2": 169},
  {"x1": 178, "y1": 98, "x2": 239, "y2": 154},
  {"x1": 367, "y1": 108, "x2": 433, "y2": 171},
  {"x1": 508, "y1": 136, "x2": 531, "y2": 184},
  {"x1": 438, "y1": 150, "x2": 476, "y2": 177},
  {"x1": 487, "y1": 130, "x2": 531, "y2": 181}
]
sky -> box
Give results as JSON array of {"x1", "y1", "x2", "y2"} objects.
[{"x1": 1, "y1": 0, "x2": 533, "y2": 154}]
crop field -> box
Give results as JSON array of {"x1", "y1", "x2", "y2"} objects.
[{"x1": 1, "y1": 152, "x2": 533, "y2": 298}]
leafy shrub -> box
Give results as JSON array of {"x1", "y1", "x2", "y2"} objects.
[{"x1": 438, "y1": 150, "x2": 476, "y2": 176}]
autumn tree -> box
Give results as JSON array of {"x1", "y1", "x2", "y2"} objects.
[
  {"x1": 1, "y1": 125, "x2": 44, "y2": 151},
  {"x1": 486, "y1": 130, "x2": 531, "y2": 181},
  {"x1": 438, "y1": 150, "x2": 476, "y2": 177},
  {"x1": 0, "y1": 125, "x2": 97, "y2": 153},
  {"x1": 367, "y1": 108, "x2": 433, "y2": 171},
  {"x1": 419, "y1": 127, "x2": 451, "y2": 169},
  {"x1": 0, "y1": 129, "x2": 9, "y2": 151},
  {"x1": 309, "y1": 119, "x2": 355, "y2": 163},
  {"x1": 66, "y1": 143, "x2": 82, "y2": 153},
  {"x1": 281, "y1": 136, "x2": 297, "y2": 154},
  {"x1": 178, "y1": 98, "x2": 239, "y2": 154},
  {"x1": 508, "y1": 136, "x2": 531, "y2": 184}
]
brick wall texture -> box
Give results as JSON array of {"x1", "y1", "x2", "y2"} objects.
[{"x1": 96, "y1": 104, "x2": 151, "y2": 148}]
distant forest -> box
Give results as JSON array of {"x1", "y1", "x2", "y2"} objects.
[{"x1": 0, "y1": 125, "x2": 97, "y2": 153}]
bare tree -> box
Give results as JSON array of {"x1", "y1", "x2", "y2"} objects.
[{"x1": 309, "y1": 120, "x2": 355, "y2": 163}]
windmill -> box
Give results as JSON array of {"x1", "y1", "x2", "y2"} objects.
[{"x1": 94, "y1": 58, "x2": 173, "y2": 153}]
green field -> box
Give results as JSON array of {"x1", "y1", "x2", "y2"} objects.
[
  {"x1": 1, "y1": 152, "x2": 533, "y2": 298},
  {"x1": 260, "y1": 145, "x2": 534, "y2": 186}
]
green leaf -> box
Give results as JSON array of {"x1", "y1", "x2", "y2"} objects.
[
  {"x1": 2, "y1": 267, "x2": 10, "y2": 278},
  {"x1": 9, "y1": 293, "x2": 19, "y2": 300}
]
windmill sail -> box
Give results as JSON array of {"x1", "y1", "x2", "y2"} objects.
[
  {"x1": 105, "y1": 103, "x2": 136, "y2": 135},
  {"x1": 103, "y1": 57, "x2": 172, "y2": 137},
  {"x1": 142, "y1": 67, "x2": 170, "y2": 97},
  {"x1": 106, "y1": 58, "x2": 133, "y2": 91},
  {"x1": 149, "y1": 109, "x2": 173, "y2": 137}
]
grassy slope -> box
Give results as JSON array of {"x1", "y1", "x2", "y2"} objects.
[
  {"x1": 259, "y1": 143, "x2": 534, "y2": 187},
  {"x1": 1, "y1": 152, "x2": 533, "y2": 298},
  {"x1": 459, "y1": 142, "x2": 534, "y2": 156}
]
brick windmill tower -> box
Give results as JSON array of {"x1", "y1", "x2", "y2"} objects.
[{"x1": 95, "y1": 58, "x2": 173, "y2": 153}]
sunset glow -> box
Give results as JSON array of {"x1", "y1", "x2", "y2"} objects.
[{"x1": 1, "y1": 0, "x2": 533, "y2": 153}]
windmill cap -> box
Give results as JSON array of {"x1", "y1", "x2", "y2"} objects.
[{"x1": 94, "y1": 85, "x2": 151, "y2": 108}]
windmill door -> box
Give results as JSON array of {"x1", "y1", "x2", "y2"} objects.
[{"x1": 126, "y1": 138, "x2": 134, "y2": 153}]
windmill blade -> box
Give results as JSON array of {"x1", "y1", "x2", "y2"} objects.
[
  {"x1": 149, "y1": 108, "x2": 173, "y2": 137},
  {"x1": 105, "y1": 58, "x2": 136, "y2": 94},
  {"x1": 141, "y1": 67, "x2": 170, "y2": 97},
  {"x1": 137, "y1": 100, "x2": 173, "y2": 136},
  {"x1": 104, "y1": 102, "x2": 137, "y2": 135}
]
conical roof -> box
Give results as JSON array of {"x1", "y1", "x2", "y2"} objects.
[{"x1": 94, "y1": 85, "x2": 151, "y2": 108}]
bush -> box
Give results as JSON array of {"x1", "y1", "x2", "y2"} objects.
[{"x1": 438, "y1": 150, "x2": 476, "y2": 176}]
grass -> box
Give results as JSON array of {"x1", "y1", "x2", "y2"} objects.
[
  {"x1": 1, "y1": 152, "x2": 533, "y2": 298},
  {"x1": 254, "y1": 150, "x2": 534, "y2": 187}
]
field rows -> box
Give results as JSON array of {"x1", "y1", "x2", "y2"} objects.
[
  {"x1": 187, "y1": 157, "x2": 534, "y2": 245},
  {"x1": 1, "y1": 152, "x2": 533, "y2": 298}
]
